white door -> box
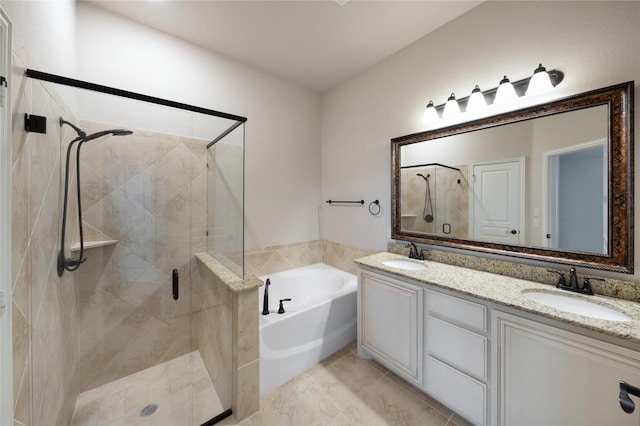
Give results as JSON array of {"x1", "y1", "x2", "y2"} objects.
[
  {"x1": 0, "y1": 8, "x2": 12, "y2": 426},
  {"x1": 471, "y1": 158, "x2": 524, "y2": 244}
]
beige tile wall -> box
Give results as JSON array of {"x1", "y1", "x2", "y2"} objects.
[
  {"x1": 191, "y1": 259, "x2": 233, "y2": 411},
  {"x1": 245, "y1": 239, "x2": 375, "y2": 277},
  {"x1": 11, "y1": 54, "x2": 81, "y2": 426}
]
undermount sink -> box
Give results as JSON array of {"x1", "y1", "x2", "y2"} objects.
[
  {"x1": 521, "y1": 290, "x2": 632, "y2": 322},
  {"x1": 382, "y1": 258, "x2": 427, "y2": 271}
]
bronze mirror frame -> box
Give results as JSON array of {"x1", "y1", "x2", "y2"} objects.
[{"x1": 391, "y1": 82, "x2": 634, "y2": 273}]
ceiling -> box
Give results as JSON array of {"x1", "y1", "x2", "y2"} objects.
[{"x1": 86, "y1": 0, "x2": 482, "y2": 93}]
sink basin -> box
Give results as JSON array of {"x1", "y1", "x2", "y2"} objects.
[
  {"x1": 381, "y1": 259, "x2": 427, "y2": 271},
  {"x1": 522, "y1": 290, "x2": 632, "y2": 322}
]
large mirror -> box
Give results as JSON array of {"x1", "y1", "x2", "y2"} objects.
[{"x1": 392, "y1": 82, "x2": 634, "y2": 273}]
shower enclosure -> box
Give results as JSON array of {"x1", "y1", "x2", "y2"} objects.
[
  {"x1": 24, "y1": 70, "x2": 245, "y2": 426},
  {"x1": 400, "y1": 163, "x2": 469, "y2": 239}
]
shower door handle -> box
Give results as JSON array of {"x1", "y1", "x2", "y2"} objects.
[{"x1": 172, "y1": 269, "x2": 179, "y2": 300}]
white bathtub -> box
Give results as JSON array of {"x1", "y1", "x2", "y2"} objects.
[{"x1": 258, "y1": 263, "x2": 357, "y2": 393}]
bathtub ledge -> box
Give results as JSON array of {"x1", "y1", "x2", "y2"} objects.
[{"x1": 196, "y1": 252, "x2": 263, "y2": 293}]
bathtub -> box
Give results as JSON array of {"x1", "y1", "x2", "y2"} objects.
[{"x1": 258, "y1": 263, "x2": 357, "y2": 393}]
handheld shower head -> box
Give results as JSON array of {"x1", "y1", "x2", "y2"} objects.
[
  {"x1": 82, "y1": 128, "x2": 133, "y2": 142},
  {"x1": 59, "y1": 116, "x2": 133, "y2": 142}
]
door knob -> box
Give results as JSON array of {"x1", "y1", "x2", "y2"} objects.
[{"x1": 510, "y1": 229, "x2": 517, "y2": 235}]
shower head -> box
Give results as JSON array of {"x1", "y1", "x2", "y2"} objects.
[
  {"x1": 82, "y1": 128, "x2": 133, "y2": 142},
  {"x1": 59, "y1": 116, "x2": 132, "y2": 143}
]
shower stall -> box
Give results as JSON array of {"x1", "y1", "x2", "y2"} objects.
[
  {"x1": 23, "y1": 70, "x2": 245, "y2": 426},
  {"x1": 400, "y1": 163, "x2": 469, "y2": 239}
]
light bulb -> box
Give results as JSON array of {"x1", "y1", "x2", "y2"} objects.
[
  {"x1": 443, "y1": 93, "x2": 461, "y2": 119},
  {"x1": 494, "y1": 76, "x2": 518, "y2": 105},
  {"x1": 423, "y1": 100, "x2": 439, "y2": 123},
  {"x1": 466, "y1": 85, "x2": 487, "y2": 113},
  {"x1": 526, "y1": 63, "x2": 554, "y2": 96}
]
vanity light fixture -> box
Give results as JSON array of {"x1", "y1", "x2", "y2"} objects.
[
  {"x1": 422, "y1": 64, "x2": 563, "y2": 121},
  {"x1": 442, "y1": 93, "x2": 461, "y2": 118},
  {"x1": 494, "y1": 75, "x2": 518, "y2": 105},
  {"x1": 526, "y1": 63, "x2": 554, "y2": 96},
  {"x1": 423, "y1": 100, "x2": 438, "y2": 123},
  {"x1": 466, "y1": 85, "x2": 487, "y2": 113}
]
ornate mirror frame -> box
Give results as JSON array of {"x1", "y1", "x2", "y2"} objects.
[{"x1": 392, "y1": 82, "x2": 634, "y2": 273}]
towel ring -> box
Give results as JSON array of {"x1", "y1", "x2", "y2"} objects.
[{"x1": 369, "y1": 200, "x2": 381, "y2": 216}]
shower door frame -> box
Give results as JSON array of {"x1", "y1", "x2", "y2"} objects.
[
  {"x1": 0, "y1": 7, "x2": 12, "y2": 426},
  {"x1": 24, "y1": 68, "x2": 247, "y2": 425}
]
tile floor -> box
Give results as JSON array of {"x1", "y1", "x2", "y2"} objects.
[
  {"x1": 71, "y1": 342, "x2": 470, "y2": 426},
  {"x1": 71, "y1": 351, "x2": 222, "y2": 426},
  {"x1": 226, "y1": 341, "x2": 471, "y2": 426}
]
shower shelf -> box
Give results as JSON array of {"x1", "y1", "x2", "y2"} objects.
[{"x1": 69, "y1": 240, "x2": 118, "y2": 251}]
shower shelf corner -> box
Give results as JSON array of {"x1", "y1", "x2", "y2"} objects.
[{"x1": 69, "y1": 240, "x2": 118, "y2": 252}]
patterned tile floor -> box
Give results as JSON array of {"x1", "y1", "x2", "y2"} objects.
[
  {"x1": 224, "y1": 341, "x2": 471, "y2": 426},
  {"x1": 72, "y1": 342, "x2": 470, "y2": 426},
  {"x1": 71, "y1": 351, "x2": 222, "y2": 426}
]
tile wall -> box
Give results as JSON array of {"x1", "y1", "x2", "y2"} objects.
[
  {"x1": 11, "y1": 54, "x2": 81, "y2": 426},
  {"x1": 245, "y1": 239, "x2": 375, "y2": 277}
]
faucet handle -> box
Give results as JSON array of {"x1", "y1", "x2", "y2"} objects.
[
  {"x1": 547, "y1": 269, "x2": 566, "y2": 287},
  {"x1": 278, "y1": 298, "x2": 292, "y2": 314},
  {"x1": 582, "y1": 277, "x2": 604, "y2": 296}
]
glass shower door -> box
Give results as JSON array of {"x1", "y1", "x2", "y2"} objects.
[{"x1": 74, "y1": 120, "x2": 198, "y2": 424}]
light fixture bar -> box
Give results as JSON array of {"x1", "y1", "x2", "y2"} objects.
[{"x1": 428, "y1": 69, "x2": 563, "y2": 117}]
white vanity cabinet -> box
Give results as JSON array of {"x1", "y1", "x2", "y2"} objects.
[
  {"x1": 492, "y1": 311, "x2": 640, "y2": 426},
  {"x1": 425, "y1": 289, "x2": 489, "y2": 426},
  {"x1": 358, "y1": 270, "x2": 423, "y2": 386}
]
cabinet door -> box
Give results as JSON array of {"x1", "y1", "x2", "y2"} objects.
[
  {"x1": 493, "y1": 312, "x2": 640, "y2": 426},
  {"x1": 359, "y1": 271, "x2": 423, "y2": 385}
]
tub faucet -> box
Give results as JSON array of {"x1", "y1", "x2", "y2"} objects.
[{"x1": 262, "y1": 278, "x2": 271, "y2": 315}]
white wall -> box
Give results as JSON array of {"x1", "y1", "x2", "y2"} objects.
[
  {"x1": 1, "y1": 0, "x2": 75, "y2": 74},
  {"x1": 75, "y1": 3, "x2": 321, "y2": 250},
  {"x1": 320, "y1": 1, "x2": 640, "y2": 278}
]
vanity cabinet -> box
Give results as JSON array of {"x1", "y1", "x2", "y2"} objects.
[
  {"x1": 425, "y1": 290, "x2": 489, "y2": 425},
  {"x1": 492, "y1": 311, "x2": 640, "y2": 426},
  {"x1": 358, "y1": 270, "x2": 423, "y2": 386}
]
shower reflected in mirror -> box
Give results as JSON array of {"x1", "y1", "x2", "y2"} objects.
[{"x1": 57, "y1": 117, "x2": 132, "y2": 276}]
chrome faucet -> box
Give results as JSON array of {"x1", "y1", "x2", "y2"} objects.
[{"x1": 261, "y1": 278, "x2": 271, "y2": 315}]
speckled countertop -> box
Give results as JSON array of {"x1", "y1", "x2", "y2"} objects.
[
  {"x1": 355, "y1": 252, "x2": 640, "y2": 345},
  {"x1": 195, "y1": 252, "x2": 263, "y2": 293}
]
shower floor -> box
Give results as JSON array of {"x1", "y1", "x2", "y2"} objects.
[{"x1": 71, "y1": 351, "x2": 223, "y2": 426}]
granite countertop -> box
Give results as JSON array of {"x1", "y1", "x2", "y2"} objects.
[
  {"x1": 355, "y1": 252, "x2": 640, "y2": 345},
  {"x1": 195, "y1": 252, "x2": 263, "y2": 293}
]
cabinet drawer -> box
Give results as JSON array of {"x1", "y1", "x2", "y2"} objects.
[
  {"x1": 427, "y1": 316, "x2": 487, "y2": 380},
  {"x1": 426, "y1": 289, "x2": 487, "y2": 332},
  {"x1": 426, "y1": 356, "x2": 486, "y2": 426}
]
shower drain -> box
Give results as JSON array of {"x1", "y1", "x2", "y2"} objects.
[{"x1": 140, "y1": 403, "x2": 158, "y2": 417}]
